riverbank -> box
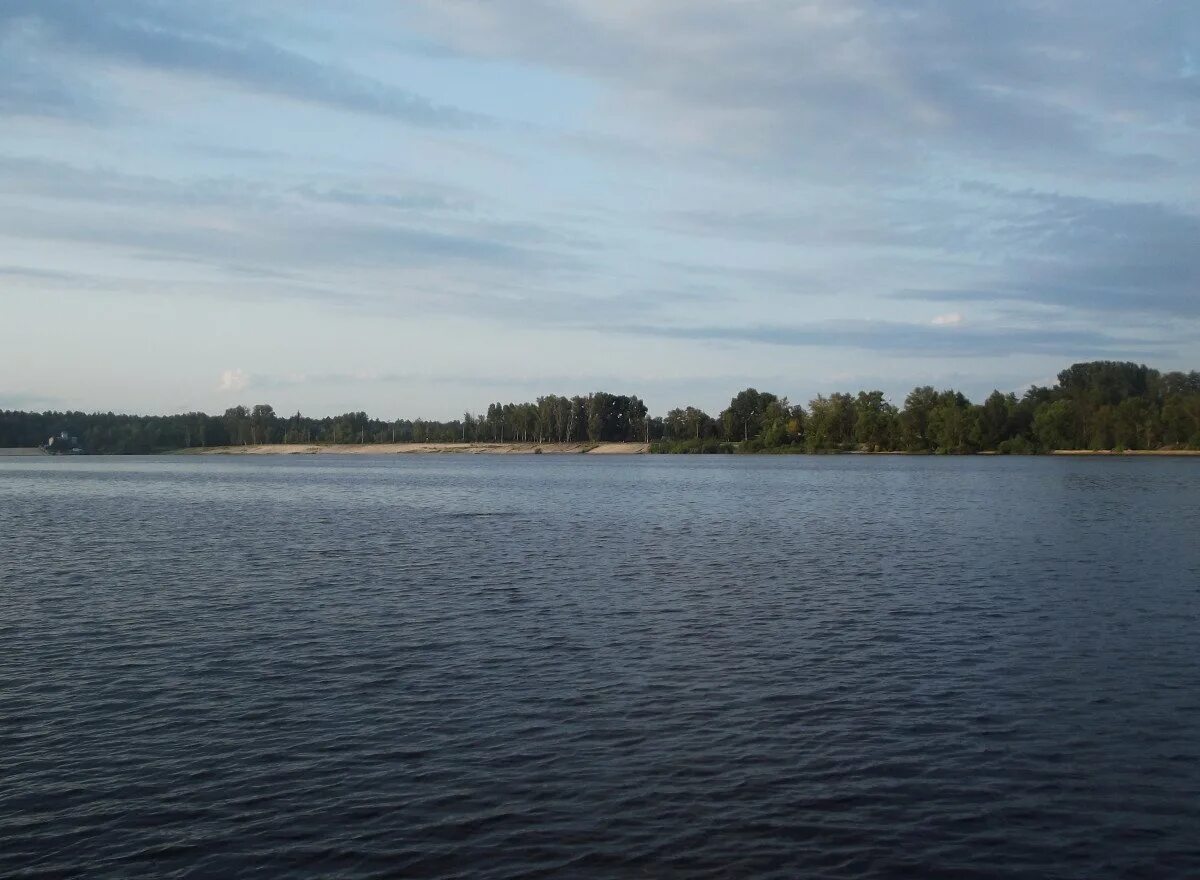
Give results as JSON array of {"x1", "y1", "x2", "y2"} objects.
[
  {"x1": 181, "y1": 444, "x2": 1200, "y2": 457},
  {"x1": 652, "y1": 445, "x2": 1200, "y2": 456},
  {"x1": 1050, "y1": 449, "x2": 1200, "y2": 456},
  {"x1": 9, "y1": 444, "x2": 1196, "y2": 457},
  {"x1": 181, "y1": 442, "x2": 650, "y2": 455}
]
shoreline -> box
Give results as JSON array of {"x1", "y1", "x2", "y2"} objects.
[
  {"x1": 1049, "y1": 449, "x2": 1200, "y2": 457},
  {"x1": 7, "y1": 445, "x2": 1198, "y2": 458},
  {"x1": 174, "y1": 444, "x2": 1200, "y2": 457},
  {"x1": 179, "y1": 441, "x2": 650, "y2": 455}
]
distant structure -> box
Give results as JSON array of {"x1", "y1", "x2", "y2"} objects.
[{"x1": 44, "y1": 431, "x2": 84, "y2": 455}]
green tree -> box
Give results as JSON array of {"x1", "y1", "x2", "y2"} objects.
[
  {"x1": 250, "y1": 404, "x2": 277, "y2": 445},
  {"x1": 928, "y1": 396, "x2": 979, "y2": 453},
  {"x1": 977, "y1": 391, "x2": 1016, "y2": 450},
  {"x1": 1033, "y1": 400, "x2": 1074, "y2": 451},
  {"x1": 759, "y1": 397, "x2": 795, "y2": 448},
  {"x1": 854, "y1": 391, "x2": 897, "y2": 451},
  {"x1": 721, "y1": 388, "x2": 777, "y2": 442},
  {"x1": 899, "y1": 386, "x2": 939, "y2": 451},
  {"x1": 224, "y1": 405, "x2": 250, "y2": 446},
  {"x1": 1162, "y1": 393, "x2": 1200, "y2": 447}
]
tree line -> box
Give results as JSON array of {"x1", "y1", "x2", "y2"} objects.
[
  {"x1": 655, "y1": 361, "x2": 1200, "y2": 454},
  {"x1": 3, "y1": 362, "x2": 1198, "y2": 455},
  {"x1": 1, "y1": 393, "x2": 650, "y2": 454}
]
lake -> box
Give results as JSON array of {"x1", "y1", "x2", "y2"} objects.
[{"x1": 2, "y1": 454, "x2": 1199, "y2": 878}]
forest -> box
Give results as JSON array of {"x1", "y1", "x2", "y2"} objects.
[{"x1": 2, "y1": 362, "x2": 1199, "y2": 455}]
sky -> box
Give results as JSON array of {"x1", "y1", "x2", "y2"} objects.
[{"x1": 1, "y1": 1, "x2": 1198, "y2": 419}]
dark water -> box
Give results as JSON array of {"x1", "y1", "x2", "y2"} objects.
[{"x1": 3, "y1": 455, "x2": 1199, "y2": 879}]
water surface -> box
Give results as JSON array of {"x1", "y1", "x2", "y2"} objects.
[{"x1": 2, "y1": 455, "x2": 1199, "y2": 878}]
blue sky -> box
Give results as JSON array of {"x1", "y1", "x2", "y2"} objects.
[{"x1": 2, "y1": 1, "x2": 1197, "y2": 418}]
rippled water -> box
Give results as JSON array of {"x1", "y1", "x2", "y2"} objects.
[{"x1": 3, "y1": 455, "x2": 1199, "y2": 878}]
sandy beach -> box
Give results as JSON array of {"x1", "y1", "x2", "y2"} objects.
[{"x1": 185, "y1": 442, "x2": 650, "y2": 456}]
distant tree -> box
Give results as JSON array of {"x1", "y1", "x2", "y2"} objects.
[
  {"x1": 1034, "y1": 400, "x2": 1074, "y2": 451},
  {"x1": 899, "y1": 386, "x2": 940, "y2": 451},
  {"x1": 977, "y1": 391, "x2": 1016, "y2": 450},
  {"x1": 758, "y1": 397, "x2": 794, "y2": 447},
  {"x1": 721, "y1": 388, "x2": 777, "y2": 442},
  {"x1": 250, "y1": 404, "x2": 277, "y2": 445},
  {"x1": 854, "y1": 391, "x2": 898, "y2": 451},
  {"x1": 1114, "y1": 397, "x2": 1156, "y2": 450},
  {"x1": 224, "y1": 406, "x2": 250, "y2": 446},
  {"x1": 927, "y1": 393, "x2": 979, "y2": 453},
  {"x1": 1162, "y1": 391, "x2": 1200, "y2": 447}
]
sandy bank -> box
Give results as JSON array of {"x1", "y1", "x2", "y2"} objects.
[{"x1": 185, "y1": 442, "x2": 650, "y2": 456}]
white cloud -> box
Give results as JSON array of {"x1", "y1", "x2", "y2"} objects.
[
  {"x1": 931, "y1": 312, "x2": 964, "y2": 327},
  {"x1": 218, "y1": 368, "x2": 249, "y2": 391}
]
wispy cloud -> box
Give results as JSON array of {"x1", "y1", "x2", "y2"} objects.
[
  {"x1": 625, "y1": 318, "x2": 1170, "y2": 359},
  {"x1": 892, "y1": 189, "x2": 1200, "y2": 319},
  {"x1": 1, "y1": 0, "x2": 480, "y2": 126},
  {"x1": 410, "y1": 1, "x2": 1195, "y2": 173},
  {"x1": 931, "y1": 312, "x2": 964, "y2": 326},
  {"x1": 0, "y1": 48, "x2": 105, "y2": 121},
  {"x1": 0, "y1": 156, "x2": 585, "y2": 292}
]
